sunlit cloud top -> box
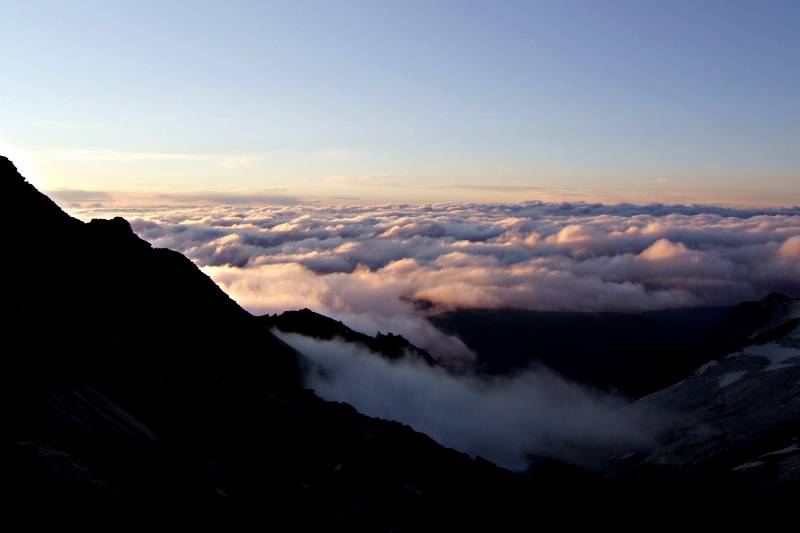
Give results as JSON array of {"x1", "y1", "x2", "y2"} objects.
[{"x1": 67, "y1": 200, "x2": 800, "y2": 359}]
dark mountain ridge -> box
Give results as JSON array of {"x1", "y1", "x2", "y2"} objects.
[
  {"x1": 429, "y1": 303, "x2": 780, "y2": 398},
  {"x1": 264, "y1": 308, "x2": 438, "y2": 366},
  {"x1": 1, "y1": 155, "x2": 551, "y2": 526}
]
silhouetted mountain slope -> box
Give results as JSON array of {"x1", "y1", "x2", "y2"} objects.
[
  {"x1": 430, "y1": 306, "x2": 737, "y2": 397},
  {"x1": 1, "y1": 155, "x2": 555, "y2": 525},
  {"x1": 264, "y1": 308, "x2": 437, "y2": 365}
]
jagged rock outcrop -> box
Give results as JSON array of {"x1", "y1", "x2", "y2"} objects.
[{"x1": 264, "y1": 308, "x2": 438, "y2": 366}]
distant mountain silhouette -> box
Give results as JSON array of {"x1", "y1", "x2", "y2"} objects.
[
  {"x1": 430, "y1": 306, "x2": 743, "y2": 397},
  {"x1": 264, "y1": 308, "x2": 438, "y2": 366},
  {"x1": 430, "y1": 297, "x2": 799, "y2": 400}
]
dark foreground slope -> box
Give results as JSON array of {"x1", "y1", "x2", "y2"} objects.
[{"x1": 0, "y1": 156, "x2": 549, "y2": 526}]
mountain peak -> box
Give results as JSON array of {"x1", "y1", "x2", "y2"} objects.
[
  {"x1": 87, "y1": 216, "x2": 141, "y2": 242},
  {"x1": 265, "y1": 308, "x2": 438, "y2": 366},
  {"x1": 0, "y1": 155, "x2": 19, "y2": 177}
]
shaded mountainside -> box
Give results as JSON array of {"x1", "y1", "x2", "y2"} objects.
[
  {"x1": 1, "y1": 156, "x2": 559, "y2": 525},
  {"x1": 264, "y1": 308, "x2": 438, "y2": 366},
  {"x1": 430, "y1": 306, "x2": 751, "y2": 398},
  {"x1": 618, "y1": 296, "x2": 800, "y2": 491}
]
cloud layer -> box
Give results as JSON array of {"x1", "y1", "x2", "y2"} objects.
[
  {"x1": 278, "y1": 332, "x2": 658, "y2": 470},
  {"x1": 70, "y1": 201, "x2": 800, "y2": 360}
]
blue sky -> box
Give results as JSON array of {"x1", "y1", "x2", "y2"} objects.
[{"x1": 2, "y1": 0, "x2": 798, "y2": 204}]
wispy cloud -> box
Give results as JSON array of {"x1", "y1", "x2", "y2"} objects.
[
  {"x1": 46, "y1": 189, "x2": 115, "y2": 204},
  {"x1": 279, "y1": 332, "x2": 659, "y2": 470},
  {"x1": 49, "y1": 188, "x2": 300, "y2": 207},
  {"x1": 314, "y1": 148, "x2": 354, "y2": 159},
  {"x1": 35, "y1": 149, "x2": 258, "y2": 168},
  {"x1": 324, "y1": 174, "x2": 406, "y2": 187},
  {"x1": 29, "y1": 120, "x2": 99, "y2": 129}
]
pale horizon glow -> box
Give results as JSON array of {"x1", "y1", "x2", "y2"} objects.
[{"x1": 2, "y1": 1, "x2": 799, "y2": 205}]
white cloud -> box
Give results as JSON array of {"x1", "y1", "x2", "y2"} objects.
[
  {"x1": 69, "y1": 201, "x2": 800, "y2": 360},
  {"x1": 278, "y1": 332, "x2": 659, "y2": 470},
  {"x1": 779, "y1": 236, "x2": 800, "y2": 262}
]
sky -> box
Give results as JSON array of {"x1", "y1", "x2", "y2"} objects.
[{"x1": 2, "y1": 0, "x2": 799, "y2": 205}]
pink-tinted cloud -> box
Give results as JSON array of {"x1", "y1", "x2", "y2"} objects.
[
  {"x1": 779, "y1": 236, "x2": 800, "y2": 262},
  {"x1": 67, "y1": 201, "x2": 800, "y2": 360}
]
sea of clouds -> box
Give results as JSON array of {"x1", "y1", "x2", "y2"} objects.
[
  {"x1": 71, "y1": 200, "x2": 800, "y2": 360},
  {"x1": 66, "y1": 200, "x2": 800, "y2": 469}
]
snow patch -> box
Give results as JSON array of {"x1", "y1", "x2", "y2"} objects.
[
  {"x1": 693, "y1": 360, "x2": 719, "y2": 376},
  {"x1": 717, "y1": 371, "x2": 748, "y2": 388},
  {"x1": 763, "y1": 363, "x2": 797, "y2": 372},
  {"x1": 760, "y1": 444, "x2": 800, "y2": 458},
  {"x1": 733, "y1": 461, "x2": 765, "y2": 472},
  {"x1": 743, "y1": 343, "x2": 800, "y2": 370}
]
